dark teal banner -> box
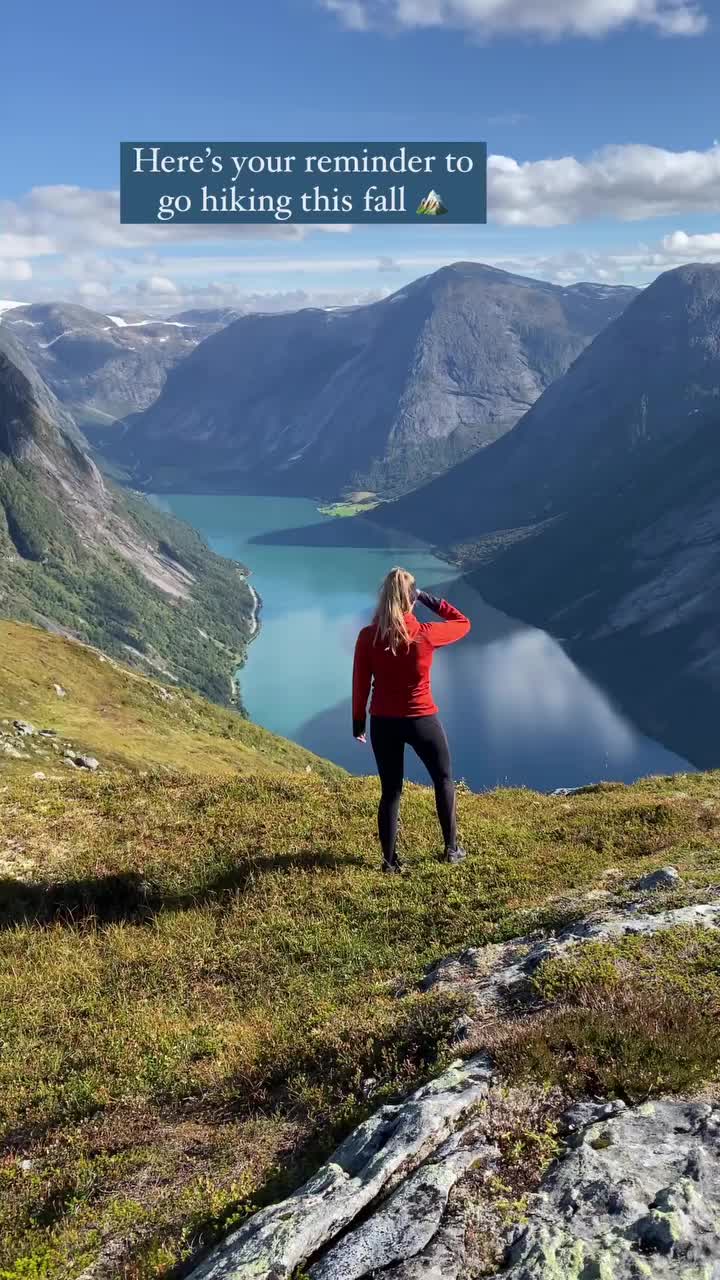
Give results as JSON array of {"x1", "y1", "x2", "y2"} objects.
[{"x1": 120, "y1": 142, "x2": 487, "y2": 225}]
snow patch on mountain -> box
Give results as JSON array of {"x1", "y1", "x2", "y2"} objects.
[
  {"x1": 106, "y1": 315, "x2": 189, "y2": 329},
  {"x1": 0, "y1": 301, "x2": 28, "y2": 322}
]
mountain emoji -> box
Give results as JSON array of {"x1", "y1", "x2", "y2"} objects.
[{"x1": 416, "y1": 189, "x2": 448, "y2": 216}]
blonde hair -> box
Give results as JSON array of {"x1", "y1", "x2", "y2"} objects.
[{"x1": 374, "y1": 566, "x2": 416, "y2": 654}]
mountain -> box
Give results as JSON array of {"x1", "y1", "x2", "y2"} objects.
[
  {"x1": 379, "y1": 264, "x2": 720, "y2": 767},
  {"x1": 0, "y1": 323, "x2": 86, "y2": 449},
  {"x1": 110, "y1": 263, "x2": 637, "y2": 499},
  {"x1": 0, "y1": 344, "x2": 256, "y2": 706},
  {"x1": 467, "y1": 406, "x2": 720, "y2": 767},
  {"x1": 377, "y1": 264, "x2": 720, "y2": 544},
  {"x1": 0, "y1": 302, "x2": 238, "y2": 434}
]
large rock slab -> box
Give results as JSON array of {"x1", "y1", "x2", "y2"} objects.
[
  {"x1": 493, "y1": 1099, "x2": 720, "y2": 1278},
  {"x1": 310, "y1": 1128, "x2": 497, "y2": 1280},
  {"x1": 187, "y1": 1056, "x2": 494, "y2": 1280},
  {"x1": 381, "y1": 1216, "x2": 468, "y2": 1280}
]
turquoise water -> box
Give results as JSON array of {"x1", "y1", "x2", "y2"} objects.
[{"x1": 150, "y1": 494, "x2": 694, "y2": 792}]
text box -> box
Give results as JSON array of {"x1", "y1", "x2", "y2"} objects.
[{"x1": 120, "y1": 142, "x2": 487, "y2": 225}]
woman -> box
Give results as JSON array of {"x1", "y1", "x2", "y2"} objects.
[{"x1": 352, "y1": 566, "x2": 471, "y2": 873}]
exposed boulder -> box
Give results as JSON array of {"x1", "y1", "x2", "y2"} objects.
[
  {"x1": 494, "y1": 1100, "x2": 720, "y2": 1278},
  {"x1": 76, "y1": 755, "x2": 100, "y2": 771},
  {"x1": 188, "y1": 1056, "x2": 494, "y2": 1280},
  {"x1": 310, "y1": 1127, "x2": 497, "y2": 1280}
]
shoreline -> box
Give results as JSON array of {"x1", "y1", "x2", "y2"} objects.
[
  {"x1": 246, "y1": 581, "x2": 261, "y2": 641},
  {"x1": 230, "y1": 580, "x2": 262, "y2": 709}
]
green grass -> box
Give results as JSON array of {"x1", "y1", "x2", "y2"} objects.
[
  {"x1": 491, "y1": 926, "x2": 720, "y2": 1101},
  {"x1": 317, "y1": 501, "x2": 380, "y2": 518},
  {"x1": 1, "y1": 748, "x2": 720, "y2": 1275},
  {"x1": 0, "y1": 621, "x2": 338, "y2": 779}
]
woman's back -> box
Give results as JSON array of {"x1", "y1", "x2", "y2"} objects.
[{"x1": 353, "y1": 597, "x2": 470, "y2": 723}]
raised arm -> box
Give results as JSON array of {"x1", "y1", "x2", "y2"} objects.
[
  {"x1": 352, "y1": 629, "x2": 373, "y2": 737},
  {"x1": 416, "y1": 591, "x2": 471, "y2": 648}
]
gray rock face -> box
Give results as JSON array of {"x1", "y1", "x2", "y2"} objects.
[
  {"x1": 13, "y1": 721, "x2": 35, "y2": 736},
  {"x1": 494, "y1": 1100, "x2": 720, "y2": 1278},
  {"x1": 632, "y1": 865, "x2": 681, "y2": 892},
  {"x1": 187, "y1": 1056, "x2": 494, "y2": 1280},
  {"x1": 1, "y1": 302, "x2": 235, "y2": 431},
  {"x1": 381, "y1": 1217, "x2": 468, "y2": 1280},
  {"x1": 310, "y1": 1128, "x2": 496, "y2": 1280},
  {"x1": 113, "y1": 264, "x2": 636, "y2": 498}
]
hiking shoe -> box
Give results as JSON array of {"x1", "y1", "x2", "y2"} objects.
[
  {"x1": 444, "y1": 846, "x2": 468, "y2": 865},
  {"x1": 382, "y1": 856, "x2": 405, "y2": 874}
]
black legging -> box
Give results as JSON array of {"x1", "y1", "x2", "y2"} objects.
[{"x1": 370, "y1": 714, "x2": 457, "y2": 862}]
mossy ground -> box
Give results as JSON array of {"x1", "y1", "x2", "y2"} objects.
[
  {"x1": 0, "y1": 621, "x2": 337, "y2": 779},
  {"x1": 1, "y1": 744, "x2": 720, "y2": 1275}
]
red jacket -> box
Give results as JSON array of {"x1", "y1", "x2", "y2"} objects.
[{"x1": 352, "y1": 599, "x2": 471, "y2": 733}]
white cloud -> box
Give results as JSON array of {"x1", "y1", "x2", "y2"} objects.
[
  {"x1": 320, "y1": 0, "x2": 708, "y2": 37},
  {"x1": 0, "y1": 186, "x2": 351, "y2": 259},
  {"x1": 662, "y1": 229, "x2": 720, "y2": 256},
  {"x1": 4, "y1": 157, "x2": 720, "y2": 309},
  {"x1": 0, "y1": 259, "x2": 32, "y2": 283},
  {"x1": 135, "y1": 276, "x2": 180, "y2": 297},
  {"x1": 77, "y1": 281, "x2": 111, "y2": 300},
  {"x1": 489, "y1": 143, "x2": 720, "y2": 225}
]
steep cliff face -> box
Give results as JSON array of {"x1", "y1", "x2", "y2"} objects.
[
  {"x1": 0, "y1": 346, "x2": 255, "y2": 705},
  {"x1": 111, "y1": 263, "x2": 636, "y2": 498},
  {"x1": 380, "y1": 263, "x2": 720, "y2": 544}
]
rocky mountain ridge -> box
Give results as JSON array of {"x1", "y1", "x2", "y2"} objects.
[
  {"x1": 110, "y1": 263, "x2": 638, "y2": 498},
  {"x1": 0, "y1": 300, "x2": 239, "y2": 433}
]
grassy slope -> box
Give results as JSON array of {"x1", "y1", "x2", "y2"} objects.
[
  {"x1": 1, "y1": 700, "x2": 719, "y2": 1276},
  {"x1": 0, "y1": 621, "x2": 338, "y2": 778}
]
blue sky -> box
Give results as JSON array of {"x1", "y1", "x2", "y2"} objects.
[{"x1": 1, "y1": 0, "x2": 719, "y2": 312}]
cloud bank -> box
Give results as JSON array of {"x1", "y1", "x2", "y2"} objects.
[
  {"x1": 2, "y1": 141, "x2": 720, "y2": 308},
  {"x1": 320, "y1": 0, "x2": 708, "y2": 38},
  {"x1": 489, "y1": 143, "x2": 720, "y2": 225}
]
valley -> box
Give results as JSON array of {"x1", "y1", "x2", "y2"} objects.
[
  {"x1": 3, "y1": 258, "x2": 716, "y2": 777},
  {"x1": 2, "y1": 257, "x2": 720, "y2": 1280},
  {"x1": 152, "y1": 493, "x2": 693, "y2": 792}
]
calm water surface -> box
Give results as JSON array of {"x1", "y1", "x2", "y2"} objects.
[{"x1": 151, "y1": 494, "x2": 694, "y2": 792}]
